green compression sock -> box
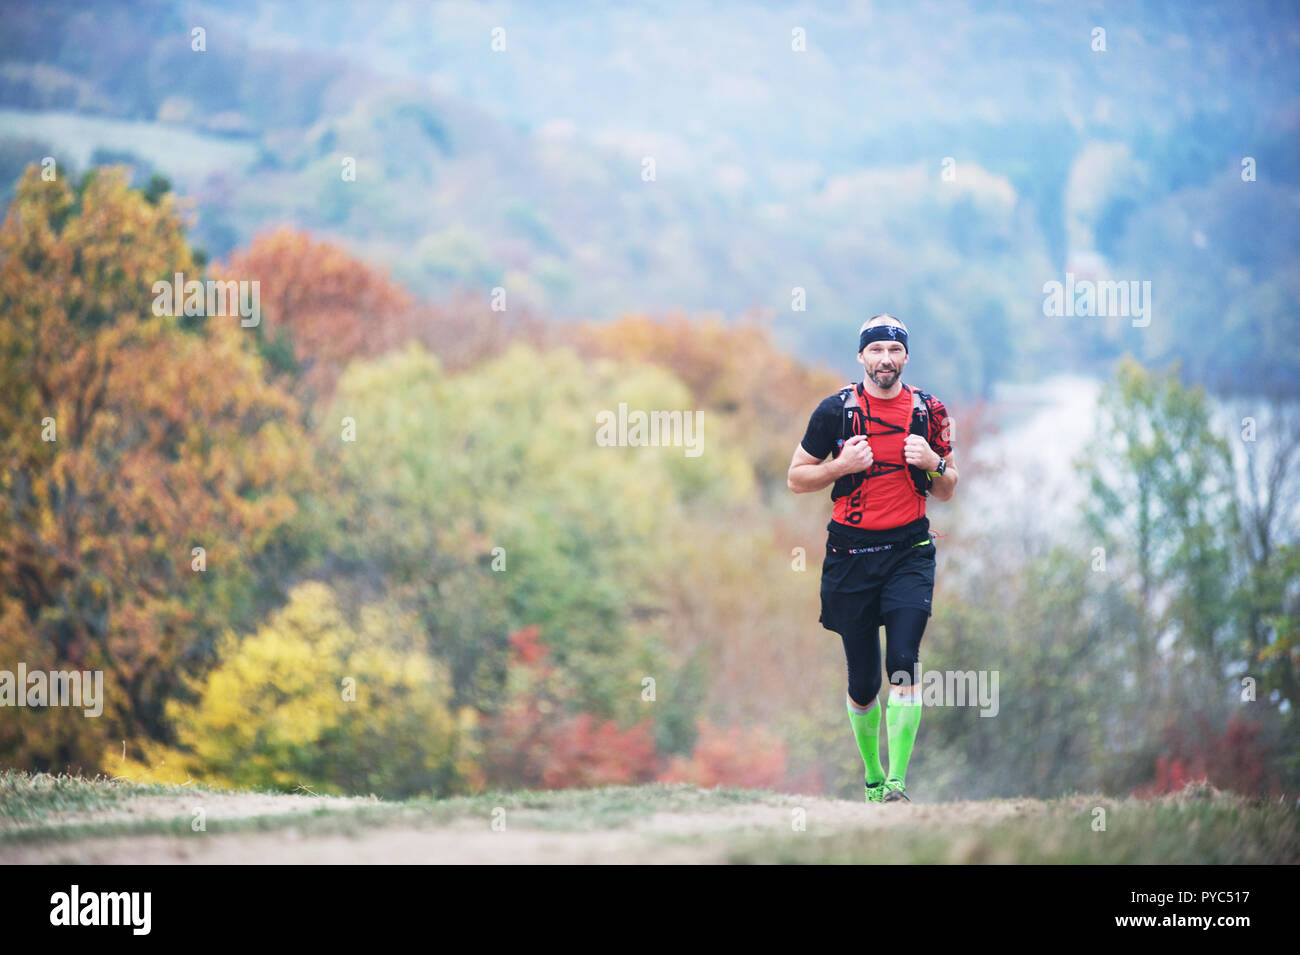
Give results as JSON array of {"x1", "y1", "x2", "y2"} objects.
[
  {"x1": 885, "y1": 684, "x2": 922, "y2": 785},
  {"x1": 846, "y1": 693, "x2": 886, "y2": 784}
]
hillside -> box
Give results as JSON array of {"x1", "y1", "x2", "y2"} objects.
[{"x1": 2, "y1": 0, "x2": 1297, "y2": 398}]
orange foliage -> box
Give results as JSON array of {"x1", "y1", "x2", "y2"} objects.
[
  {"x1": 658, "y1": 718, "x2": 788, "y2": 790},
  {"x1": 567, "y1": 310, "x2": 843, "y2": 491},
  {"x1": 568, "y1": 310, "x2": 994, "y2": 498},
  {"x1": 217, "y1": 228, "x2": 558, "y2": 396},
  {"x1": 216, "y1": 228, "x2": 415, "y2": 397}
]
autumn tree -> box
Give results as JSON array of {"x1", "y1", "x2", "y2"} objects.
[
  {"x1": 216, "y1": 228, "x2": 415, "y2": 401},
  {"x1": 567, "y1": 311, "x2": 844, "y2": 495},
  {"x1": 217, "y1": 228, "x2": 557, "y2": 403},
  {"x1": 0, "y1": 166, "x2": 310, "y2": 771},
  {"x1": 119, "y1": 582, "x2": 482, "y2": 797}
]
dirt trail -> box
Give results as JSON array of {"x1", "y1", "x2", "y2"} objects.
[{"x1": 1, "y1": 791, "x2": 1081, "y2": 864}]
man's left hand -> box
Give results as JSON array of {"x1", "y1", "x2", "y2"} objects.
[{"x1": 903, "y1": 435, "x2": 941, "y2": 472}]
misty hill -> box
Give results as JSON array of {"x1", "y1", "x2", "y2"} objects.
[{"x1": 1, "y1": 0, "x2": 1297, "y2": 400}]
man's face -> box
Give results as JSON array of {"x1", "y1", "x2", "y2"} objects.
[{"x1": 858, "y1": 339, "x2": 908, "y2": 388}]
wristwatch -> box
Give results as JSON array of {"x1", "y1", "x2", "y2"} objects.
[{"x1": 928, "y1": 457, "x2": 947, "y2": 478}]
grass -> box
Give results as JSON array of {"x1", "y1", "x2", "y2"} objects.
[
  {"x1": 0, "y1": 770, "x2": 203, "y2": 823},
  {"x1": 429, "y1": 781, "x2": 780, "y2": 831},
  {"x1": 719, "y1": 793, "x2": 1300, "y2": 864},
  {"x1": 4, "y1": 771, "x2": 1296, "y2": 863},
  {"x1": 0, "y1": 772, "x2": 781, "y2": 845}
]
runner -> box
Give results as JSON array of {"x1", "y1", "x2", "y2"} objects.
[{"x1": 787, "y1": 314, "x2": 957, "y2": 803}]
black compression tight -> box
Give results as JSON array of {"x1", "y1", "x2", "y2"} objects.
[{"x1": 840, "y1": 606, "x2": 930, "y2": 707}]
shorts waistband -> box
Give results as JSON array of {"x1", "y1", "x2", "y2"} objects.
[
  {"x1": 829, "y1": 535, "x2": 934, "y2": 555},
  {"x1": 826, "y1": 516, "x2": 930, "y2": 547}
]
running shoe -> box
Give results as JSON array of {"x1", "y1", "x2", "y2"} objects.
[{"x1": 882, "y1": 778, "x2": 910, "y2": 802}]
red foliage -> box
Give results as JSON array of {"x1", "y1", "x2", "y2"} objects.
[
  {"x1": 658, "y1": 719, "x2": 788, "y2": 789},
  {"x1": 482, "y1": 625, "x2": 662, "y2": 790},
  {"x1": 1133, "y1": 754, "x2": 1210, "y2": 798},
  {"x1": 508, "y1": 624, "x2": 546, "y2": 666},
  {"x1": 489, "y1": 628, "x2": 794, "y2": 793},
  {"x1": 1131, "y1": 713, "x2": 1282, "y2": 798},
  {"x1": 540, "y1": 714, "x2": 659, "y2": 789}
]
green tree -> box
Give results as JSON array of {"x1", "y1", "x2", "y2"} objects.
[
  {"x1": 1078, "y1": 356, "x2": 1239, "y2": 693},
  {"x1": 311, "y1": 340, "x2": 754, "y2": 729}
]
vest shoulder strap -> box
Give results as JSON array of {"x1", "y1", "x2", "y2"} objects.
[
  {"x1": 838, "y1": 384, "x2": 856, "y2": 444},
  {"x1": 838, "y1": 383, "x2": 936, "y2": 443},
  {"x1": 911, "y1": 386, "x2": 940, "y2": 434},
  {"x1": 834, "y1": 382, "x2": 936, "y2": 498}
]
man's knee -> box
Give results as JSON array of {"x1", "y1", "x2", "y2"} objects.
[
  {"x1": 883, "y1": 606, "x2": 928, "y2": 683},
  {"x1": 885, "y1": 647, "x2": 921, "y2": 688},
  {"x1": 848, "y1": 668, "x2": 883, "y2": 707},
  {"x1": 887, "y1": 667, "x2": 918, "y2": 692}
]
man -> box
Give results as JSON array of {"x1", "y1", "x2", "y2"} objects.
[{"x1": 787, "y1": 314, "x2": 957, "y2": 803}]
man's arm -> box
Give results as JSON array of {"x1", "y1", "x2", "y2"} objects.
[
  {"x1": 788, "y1": 434, "x2": 874, "y2": 493},
  {"x1": 790, "y1": 396, "x2": 875, "y2": 493},
  {"x1": 912, "y1": 398, "x2": 958, "y2": 502},
  {"x1": 928, "y1": 452, "x2": 958, "y2": 502},
  {"x1": 787, "y1": 444, "x2": 844, "y2": 493}
]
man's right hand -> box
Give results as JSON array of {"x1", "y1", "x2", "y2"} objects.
[{"x1": 835, "y1": 434, "x2": 873, "y2": 475}]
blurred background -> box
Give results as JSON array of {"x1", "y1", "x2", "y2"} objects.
[{"x1": 0, "y1": 0, "x2": 1296, "y2": 802}]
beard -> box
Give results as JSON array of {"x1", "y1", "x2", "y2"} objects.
[{"x1": 867, "y1": 365, "x2": 899, "y2": 387}]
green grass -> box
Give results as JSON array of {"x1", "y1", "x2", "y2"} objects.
[
  {"x1": 718, "y1": 796, "x2": 1300, "y2": 864},
  {"x1": 0, "y1": 772, "x2": 780, "y2": 845},
  {"x1": 5, "y1": 772, "x2": 1296, "y2": 863},
  {"x1": 424, "y1": 781, "x2": 780, "y2": 831},
  {"x1": 0, "y1": 770, "x2": 203, "y2": 823},
  {"x1": 1, "y1": 804, "x2": 410, "y2": 846}
]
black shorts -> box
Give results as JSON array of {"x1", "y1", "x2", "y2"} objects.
[{"x1": 819, "y1": 531, "x2": 937, "y2": 635}]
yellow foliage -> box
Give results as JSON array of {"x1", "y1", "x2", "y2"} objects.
[{"x1": 148, "y1": 582, "x2": 479, "y2": 797}]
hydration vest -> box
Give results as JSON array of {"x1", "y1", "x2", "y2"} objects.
[{"x1": 830, "y1": 381, "x2": 939, "y2": 503}]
